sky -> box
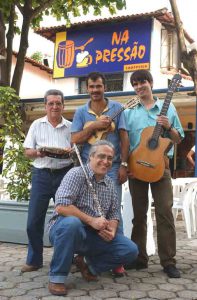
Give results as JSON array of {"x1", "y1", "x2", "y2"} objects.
[
  {"x1": 122, "y1": 0, "x2": 197, "y2": 41},
  {"x1": 123, "y1": 0, "x2": 197, "y2": 41},
  {"x1": 14, "y1": 0, "x2": 197, "y2": 62}
]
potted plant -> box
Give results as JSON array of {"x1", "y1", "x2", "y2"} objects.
[{"x1": 0, "y1": 87, "x2": 52, "y2": 246}]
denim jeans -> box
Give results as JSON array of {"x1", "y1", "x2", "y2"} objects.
[
  {"x1": 49, "y1": 216, "x2": 138, "y2": 283},
  {"x1": 26, "y1": 166, "x2": 72, "y2": 266},
  {"x1": 108, "y1": 163, "x2": 123, "y2": 232}
]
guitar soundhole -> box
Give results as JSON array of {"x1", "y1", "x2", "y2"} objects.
[{"x1": 148, "y1": 138, "x2": 158, "y2": 150}]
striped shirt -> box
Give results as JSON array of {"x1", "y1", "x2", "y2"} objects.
[
  {"x1": 23, "y1": 116, "x2": 72, "y2": 169},
  {"x1": 49, "y1": 164, "x2": 120, "y2": 229}
]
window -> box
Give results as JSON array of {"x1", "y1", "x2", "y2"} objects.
[
  {"x1": 78, "y1": 73, "x2": 124, "y2": 94},
  {"x1": 160, "y1": 29, "x2": 179, "y2": 70}
]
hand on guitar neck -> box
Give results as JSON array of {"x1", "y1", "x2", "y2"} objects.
[{"x1": 83, "y1": 98, "x2": 140, "y2": 145}]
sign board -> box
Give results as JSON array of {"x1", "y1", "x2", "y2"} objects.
[{"x1": 53, "y1": 19, "x2": 152, "y2": 78}]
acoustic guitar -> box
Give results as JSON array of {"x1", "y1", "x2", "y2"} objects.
[
  {"x1": 84, "y1": 98, "x2": 140, "y2": 144},
  {"x1": 128, "y1": 73, "x2": 182, "y2": 183}
]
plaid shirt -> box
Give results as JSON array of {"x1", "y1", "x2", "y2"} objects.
[{"x1": 49, "y1": 164, "x2": 120, "y2": 230}]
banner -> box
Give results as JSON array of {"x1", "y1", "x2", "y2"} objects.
[{"x1": 53, "y1": 19, "x2": 152, "y2": 78}]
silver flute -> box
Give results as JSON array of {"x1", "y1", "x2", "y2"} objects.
[{"x1": 73, "y1": 143, "x2": 104, "y2": 217}]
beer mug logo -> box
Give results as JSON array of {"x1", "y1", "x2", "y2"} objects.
[
  {"x1": 76, "y1": 51, "x2": 92, "y2": 68},
  {"x1": 57, "y1": 37, "x2": 94, "y2": 69}
]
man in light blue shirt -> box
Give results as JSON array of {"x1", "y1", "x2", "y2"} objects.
[
  {"x1": 125, "y1": 95, "x2": 184, "y2": 159},
  {"x1": 124, "y1": 70, "x2": 184, "y2": 279}
]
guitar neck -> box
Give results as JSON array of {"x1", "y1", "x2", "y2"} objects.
[
  {"x1": 106, "y1": 98, "x2": 139, "y2": 121},
  {"x1": 111, "y1": 106, "x2": 125, "y2": 121},
  {"x1": 152, "y1": 88, "x2": 175, "y2": 138},
  {"x1": 142, "y1": 73, "x2": 181, "y2": 150},
  {"x1": 160, "y1": 90, "x2": 174, "y2": 116}
]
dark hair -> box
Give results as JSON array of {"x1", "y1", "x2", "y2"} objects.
[
  {"x1": 130, "y1": 70, "x2": 153, "y2": 86},
  {"x1": 86, "y1": 72, "x2": 106, "y2": 87},
  {"x1": 44, "y1": 89, "x2": 64, "y2": 104}
]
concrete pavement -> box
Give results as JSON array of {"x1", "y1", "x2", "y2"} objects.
[{"x1": 0, "y1": 220, "x2": 197, "y2": 300}]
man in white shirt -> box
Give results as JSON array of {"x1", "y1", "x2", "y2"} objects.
[{"x1": 21, "y1": 89, "x2": 73, "y2": 273}]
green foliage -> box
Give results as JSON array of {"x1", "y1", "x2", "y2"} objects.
[
  {"x1": 0, "y1": 1, "x2": 20, "y2": 35},
  {"x1": 0, "y1": 87, "x2": 31, "y2": 201},
  {"x1": 1, "y1": 0, "x2": 126, "y2": 30},
  {"x1": 1, "y1": 0, "x2": 126, "y2": 92},
  {"x1": 49, "y1": 0, "x2": 126, "y2": 23},
  {"x1": 30, "y1": 51, "x2": 43, "y2": 63}
]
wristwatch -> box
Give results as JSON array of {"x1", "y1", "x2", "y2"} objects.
[{"x1": 121, "y1": 161, "x2": 128, "y2": 168}]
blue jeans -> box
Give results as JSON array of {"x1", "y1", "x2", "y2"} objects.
[
  {"x1": 26, "y1": 166, "x2": 72, "y2": 266},
  {"x1": 49, "y1": 216, "x2": 138, "y2": 283},
  {"x1": 108, "y1": 163, "x2": 123, "y2": 232}
]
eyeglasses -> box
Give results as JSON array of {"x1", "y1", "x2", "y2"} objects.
[
  {"x1": 47, "y1": 102, "x2": 63, "y2": 107},
  {"x1": 96, "y1": 153, "x2": 113, "y2": 162}
]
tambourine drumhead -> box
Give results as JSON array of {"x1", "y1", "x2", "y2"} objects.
[
  {"x1": 39, "y1": 147, "x2": 70, "y2": 159},
  {"x1": 39, "y1": 147, "x2": 69, "y2": 154}
]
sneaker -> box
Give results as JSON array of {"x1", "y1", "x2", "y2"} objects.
[
  {"x1": 124, "y1": 261, "x2": 148, "y2": 270},
  {"x1": 163, "y1": 265, "x2": 181, "y2": 278},
  {"x1": 112, "y1": 265, "x2": 126, "y2": 277}
]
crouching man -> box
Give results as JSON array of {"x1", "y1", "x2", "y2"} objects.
[{"x1": 48, "y1": 140, "x2": 138, "y2": 296}]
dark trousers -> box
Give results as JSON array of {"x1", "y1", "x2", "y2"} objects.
[
  {"x1": 26, "y1": 165, "x2": 73, "y2": 266},
  {"x1": 129, "y1": 169, "x2": 176, "y2": 267}
]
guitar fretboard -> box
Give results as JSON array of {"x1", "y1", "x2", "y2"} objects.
[
  {"x1": 151, "y1": 74, "x2": 181, "y2": 142},
  {"x1": 110, "y1": 98, "x2": 139, "y2": 121}
]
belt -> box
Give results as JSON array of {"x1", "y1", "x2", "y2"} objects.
[{"x1": 42, "y1": 164, "x2": 74, "y2": 173}]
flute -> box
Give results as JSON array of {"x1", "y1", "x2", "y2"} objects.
[{"x1": 73, "y1": 143, "x2": 104, "y2": 217}]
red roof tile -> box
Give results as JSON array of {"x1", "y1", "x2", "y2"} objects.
[
  {"x1": 35, "y1": 8, "x2": 175, "y2": 42},
  {"x1": 13, "y1": 51, "x2": 53, "y2": 74}
]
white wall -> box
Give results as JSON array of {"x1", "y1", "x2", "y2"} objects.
[
  {"x1": 150, "y1": 19, "x2": 168, "y2": 89},
  {"x1": 12, "y1": 56, "x2": 52, "y2": 99},
  {"x1": 12, "y1": 57, "x2": 79, "y2": 99},
  {"x1": 51, "y1": 77, "x2": 79, "y2": 96}
]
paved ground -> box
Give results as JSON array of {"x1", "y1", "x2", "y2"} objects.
[{"x1": 0, "y1": 220, "x2": 197, "y2": 300}]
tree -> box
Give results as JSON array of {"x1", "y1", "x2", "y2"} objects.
[
  {"x1": 169, "y1": 0, "x2": 197, "y2": 95},
  {"x1": 0, "y1": 0, "x2": 126, "y2": 95},
  {"x1": 0, "y1": 86, "x2": 31, "y2": 200},
  {"x1": 30, "y1": 51, "x2": 43, "y2": 63}
]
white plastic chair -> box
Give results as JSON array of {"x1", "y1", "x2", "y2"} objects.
[
  {"x1": 121, "y1": 182, "x2": 133, "y2": 238},
  {"x1": 121, "y1": 182, "x2": 155, "y2": 256},
  {"x1": 190, "y1": 184, "x2": 197, "y2": 234},
  {"x1": 172, "y1": 181, "x2": 197, "y2": 238}
]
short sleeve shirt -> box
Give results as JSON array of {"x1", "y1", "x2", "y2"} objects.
[
  {"x1": 71, "y1": 99, "x2": 127, "y2": 163},
  {"x1": 23, "y1": 116, "x2": 72, "y2": 169},
  {"x1": 124, "y1": 98, "x2": 184, "y2": 158}
]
